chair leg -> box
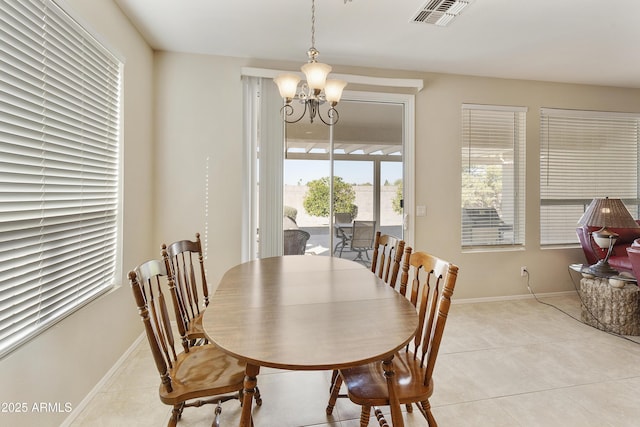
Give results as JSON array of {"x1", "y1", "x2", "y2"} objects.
[
  {"x1": 339, "y1": 242, "x2": 346, "y2": 257},
  {"x1": 329, "y1": 369, "x2": 338, "y2": 392},
  {"x1": 374, "y1": 406, "x2": 390, "y2": 427},
  {"x1": 212, "y1": 402, "x2": 222, "y2": 427},
  {"x1": 254, "y1": 386, "x2": 263, "y2": 406},
  {"x1": 420, "y1": 399, "x2": 437, "y2": 426},
  {"x1": 168, "y1": 403, "x2": 184, "y2": 427},
  {"x1": 239, "y1": 386, "x2": 261, "y2": 407},
  {"x1": 334, "y1": 234, "x2": 349, "y2": 256},
  {"x1": 326, "y1": 374, "x2": 343, "y2": 415},
  {"x1": 360, "y1": 405, "x2": 372, "y2": 427}
]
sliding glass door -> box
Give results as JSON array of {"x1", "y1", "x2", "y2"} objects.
[{"x1": 243, "y1": 76, "x2": 414, "y2": 261}]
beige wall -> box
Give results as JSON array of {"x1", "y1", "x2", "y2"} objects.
[
  {"x1": 153, "y1": 52, "x2": 247, "y2": 287},
  {"x1": 155, "y1": 55, "x2": 640, "y2": 299},
  {"x1": 0, "y1": 1, "x2": 155, "y2": 426},
  {"x1": 414, "y1": 75, "x2": 640, "y2": 298}
]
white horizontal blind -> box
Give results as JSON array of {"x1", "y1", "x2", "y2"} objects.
[
  {"x1": 0, "y1": 0, "x2": 121, "y2": 357},
  {"x1": 461, "y1": 104, "x2": 526, "y2": 248},
  {"x1": 540, "y1": 108, "x2": 640, "y2": 245}
]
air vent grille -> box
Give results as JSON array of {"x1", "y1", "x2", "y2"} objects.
[{"x1": 412, "y1": 0, "x2": 471, "y2": 26}]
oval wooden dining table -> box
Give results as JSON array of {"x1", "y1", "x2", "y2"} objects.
[{"x1": 202, "y1": 255, "x2": 419, "y2": 426}]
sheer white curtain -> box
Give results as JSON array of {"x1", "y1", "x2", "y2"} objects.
[{"x1": 242, "y1": 76, "x2": 284, "y2": 260}]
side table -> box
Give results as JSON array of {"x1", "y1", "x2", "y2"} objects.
[{"x1": 579, "y1": 276, "x2": 640, "y2": 336}]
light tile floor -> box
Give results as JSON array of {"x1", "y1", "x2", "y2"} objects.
[{"x1": 68, "y1": 293, "x2": 640, "y2": 426}]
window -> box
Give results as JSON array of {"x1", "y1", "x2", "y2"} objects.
[
  {"x1": 0, "y1": 0, "x2": 122, "y2": 357},
  {"x1": 540, "y1": 108, "x2": 640, "y2": 245},
  {"x1": 461, "y1": 104, "x2": 526, "y2": 248}
]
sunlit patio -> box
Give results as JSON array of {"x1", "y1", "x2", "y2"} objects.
[{"x1": 302, "y1": 225, "x2": 403, "y2": 265}]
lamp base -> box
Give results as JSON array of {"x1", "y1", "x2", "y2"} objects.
[{"x1": 586, "y1": 259, "x2": 619, "y2": 276}]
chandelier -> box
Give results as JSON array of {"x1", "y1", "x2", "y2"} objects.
[{"x1": 274, "y1": 0, "x2": 347, "y2": 126}]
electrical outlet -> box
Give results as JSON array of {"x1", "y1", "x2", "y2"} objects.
[{"x1": 520, "y1": 266, "x2": 527, "y2": 277}]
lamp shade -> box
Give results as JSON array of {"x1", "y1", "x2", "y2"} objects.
[
  {"x1": 577, "y1": 197, "x2": 639, "y2": 229},
  {"x1": 324, "y1": 79, "x2": 347, "y2": 104},
  {"x1": 301, "y1": 62, "x2": 331, "y2": 90},
  {"x1": 274, "y1": 74, "x2": 301, "y2": 100}
]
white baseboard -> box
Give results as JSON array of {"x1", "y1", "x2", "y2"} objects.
[
  {"x1": 453, "y1": 290, "x2": 578, "y2": 305},
  {"x1": 59, "y1": 332, "x2": 145, "y2": 427}
]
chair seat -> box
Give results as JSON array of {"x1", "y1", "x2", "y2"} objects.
[
  {"x1": 340, "y1": 350, "x2": 434, "y2": 407},
  {"x1": 160, "y1": 344, "x2": 246, "y2": 405}
]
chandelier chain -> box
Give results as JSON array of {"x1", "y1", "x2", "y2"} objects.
[
  {"x1": 274, "y1": 0, "x2": 346, "y2": 125},
  {"x1": 310, "y1": 0, "x2": 316, "y2": 49}
]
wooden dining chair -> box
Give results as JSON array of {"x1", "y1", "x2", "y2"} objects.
[
  {"x1": 162, "y1": 233, "x2": 209, "y2": 348},
  {"x1": 326, "y1": 247, "x2": 459, "y2": 427},
  {"x1": 330, "y1": 232, "x2": 406, "y2": 390},
  {"x1": 129, "y1": 255, "x2": 262, "y2": 427},
  {"x1": 371, "y1": 231, "x2": 405, "y2": 288}
]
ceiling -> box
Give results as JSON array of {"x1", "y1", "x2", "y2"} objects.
[
  {"x1": 285, "y1": 100, "x2": 404, "y2": 156},
  {"x1": 114, "y1": 0, "x2": 640, "y2": 89}
]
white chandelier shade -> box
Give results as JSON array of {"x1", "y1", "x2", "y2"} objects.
[
  {"x1": 301, "y1": 61, "x2": 331, "y2": 91},
  {"x1": 273, "y1": 74, "x2": 301, "y2": 101},
  {"x1": 324, "y1": 79, "x2": 348, "y2": 104}
]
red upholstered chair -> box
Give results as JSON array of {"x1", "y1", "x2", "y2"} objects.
[
  {"x1": 576, "y1": 221, "x2": 640, "y2": 273},
  {"x1": 626, "y1": 239, "x2": 640, "y2": 281}
]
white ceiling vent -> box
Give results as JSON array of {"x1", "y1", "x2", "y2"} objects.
[{"x1": 412, "y1": 0, "x2": 472, "y2": 27}]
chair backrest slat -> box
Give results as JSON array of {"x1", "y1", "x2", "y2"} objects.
[
  {"x1": 163, "y1": 233, "x2": 209, "y2": 346},
  {"x1": 424, "y1": 260, "x2": 457, "y2": 382},
  {"x1": 129, "y1": 254, "x2": 185, "y2": 393},
  {"x1": 371, "y1": 232, "x2": 405, "y2": 289},
  {"x1": 159, "y1": 291, "x2": 177, "y2": 361},
  {"x1": 397, "y1": 247, "x2": 459, "y2": 385},
  {"x1": 175, "y1": 250, "x2": 197, "y2": 319}
]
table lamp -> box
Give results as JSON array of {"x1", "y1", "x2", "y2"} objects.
[{"x1": 577, "y1": 197, "x2": 639, "y2": 275}]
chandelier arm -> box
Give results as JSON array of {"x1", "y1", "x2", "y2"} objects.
[
  {"x1": 318, "y1": 106, "x2": 339, "y2": 126},
  {"x1": 281, "y1": 102, "x2": 308, "y2": 124}
]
